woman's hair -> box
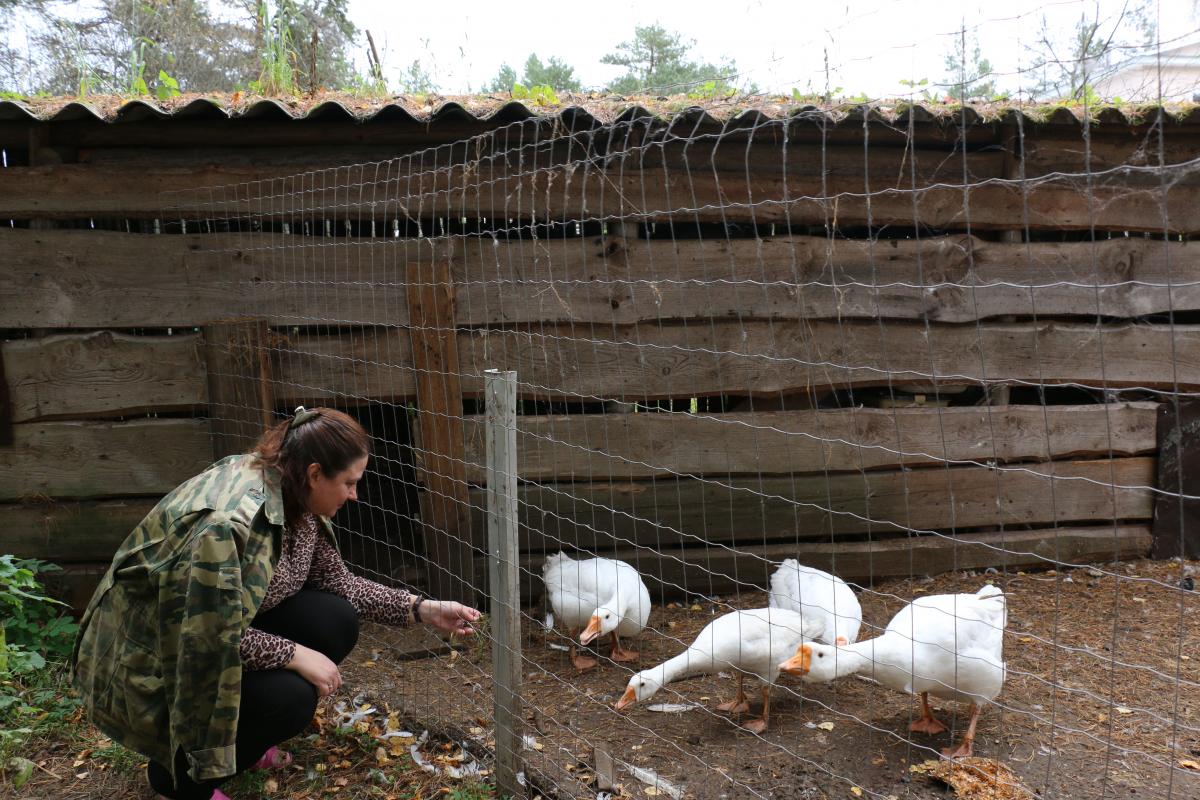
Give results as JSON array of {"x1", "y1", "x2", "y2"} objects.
[{"x1": 253, "y1": 407, "x2": 370, "y2": 526}]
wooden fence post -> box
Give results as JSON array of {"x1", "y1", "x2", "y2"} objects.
[
  {"x1": 406, "y1": 244, "x2": 477, "y2": 605},
  {"x1": 486, "y1": 369, "x2": 523, "y2": 798},
  {"x1": 202, "y1": 319, "x2": 275, "y2": 461}
]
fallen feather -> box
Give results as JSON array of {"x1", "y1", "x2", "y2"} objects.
[
  {"x1": 619, "y1": 762, "x2": 685, "y2": 800},
  {"x1": 379, "y1": 730, "x2": 415, "y2": 740},
  {"x1": 517, "y1": 771, "x2": 527, "y2": 786},
  {"x1": 717, "y1": 672, "x2": 733, "y2": 679},
  {"x1": 447, "y1": 761, "x2": 482, "y2": 779},
  {"x1": 410, "y1": 746, "x2": 437, "y2": 774},
  {"x1": 817, "y1": 721, "x2": 835, "y2": 731},
  {"x1": 646, "y1": 703, "x2": 698, "y2": 713},
  {"x1": 548, "y1": 643, "x2": 571, "y2": 652},
  {"x1": 544, "y1": 612, "x2": 555, "y2": 629},
  {"x1": 332, "y1": 700, "x2": 377, "y2": 730}
]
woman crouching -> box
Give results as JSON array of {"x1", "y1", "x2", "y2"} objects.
[{"x1": 71, "y1": 407, "x2": 480, "y2": 800}]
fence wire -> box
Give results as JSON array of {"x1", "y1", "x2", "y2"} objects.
[{"x1": 158, "y1": 43, "x2": 1200, "y2": 800}]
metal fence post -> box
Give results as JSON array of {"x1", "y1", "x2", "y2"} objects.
[{"x1": 485, "y1": 369, "x2": 522, "y2": 796}]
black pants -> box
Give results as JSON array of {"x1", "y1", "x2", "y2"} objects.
[{"x1": 148, "y1": 590, "x2": 359, "y2": 800}]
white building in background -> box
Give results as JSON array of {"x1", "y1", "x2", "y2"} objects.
[{"x1": 1093, "y1": 41, "x2": 1200, "y2": 102}]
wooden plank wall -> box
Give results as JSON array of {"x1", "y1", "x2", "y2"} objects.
[{"x1": 1, "y1": 109, "x2": 1187, "y2": 607}]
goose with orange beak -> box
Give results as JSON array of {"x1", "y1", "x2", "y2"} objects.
[
  {"x1": 615, "y1": 607, "x2": 822, "y2": 734},
  {"x1": 779, "y1": 585, "x2": 1007, "y2": 758},
  {"x1": 543, "y1": 553, "x2": 651, "y2": 670}
]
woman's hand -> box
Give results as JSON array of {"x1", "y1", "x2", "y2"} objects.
[
  {"x1": 286, "y1": 643, "x2": 342, "y2": 698},
  {"x1": 420, "y1": 600, "x2": 481, "y2": 636}
]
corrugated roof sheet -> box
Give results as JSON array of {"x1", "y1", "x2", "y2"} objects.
[{"x1": 2, "y1": 91, "x2": 1199, "y2": 129}]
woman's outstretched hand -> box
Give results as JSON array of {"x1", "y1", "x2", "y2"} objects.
[{"x1": 420, "y1": 600, "x2": 481, "y2": 636}]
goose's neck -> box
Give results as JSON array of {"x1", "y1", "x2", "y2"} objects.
[
  {"x1": 658, "y1": 648, "x2": 707, "y2": 685},
  {"x1": 830, "y1": 641, "x2": 875, "y2": 679},
  {"x1": 840, "y1": 634, "x2": 917, "y2": 686}
]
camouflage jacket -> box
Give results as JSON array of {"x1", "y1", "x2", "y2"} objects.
[{"x1": 71, "y1": 454, "x2": 321, "y2": 784}]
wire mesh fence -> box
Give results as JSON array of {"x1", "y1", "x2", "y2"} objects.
[{"x1": 154, "y1": 53, "x2": 1200, "y2": 799}]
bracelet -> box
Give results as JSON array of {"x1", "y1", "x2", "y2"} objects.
[{"x1": 412, "y1": 597, "x2": 425, "y2": 624}]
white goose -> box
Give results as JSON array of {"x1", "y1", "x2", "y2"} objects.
[
  {"x1": 542, "y1": 552, "x2": 652, "y2": 670},
  {"x1": 768, "y1": 559, "x2": 863, "y2": 646},
  {"x1": 780, "y1": 584, "x2": 1007, "y2": 757},
  {"x1": 616, "y1": 607, "x2": 823, "y2": 733}
]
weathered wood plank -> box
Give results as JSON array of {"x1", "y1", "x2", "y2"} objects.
[
  {"x1": 281, "y1": 320, "x2": 1200, "y2": 405},
  {"x1": 203, "y1": 321, "x2": 275, "y2": 460},
  {"x1": 406, "y1": 255, "x2": 477, "y2": 605},
  {"x1": 17, "y1": 321, "x2": 1200, "y2": 421},
  {"x1": 449, "y1": 403, "x2": 1158, "y2": 482},
  {"x1": 0, "y1": 419, "x2": 213, "y2": 502},
  {"x1": 502, "y1": 525, "x2": 1153, "y2": 600},
  {"x1": 4, "y1": 331, "x2": 207, "y2": 423},
  {"x1": 465, "y1": 457, "x2": 1154, "y2": 553},
  {"x1": 3, "y1": 159, "x2": 1197, "y2": 232},
  {"x1": 453, "y1": 234, "x2": 1200, "y2": 325},
  {"x1": 1, "y1": 498, "x2": 155, "y2": 562},
  {"x1": 449, "y1": 320, "x2": 1200, "y2": 399},
  {"x1": 8, "y1": 230, "x2": 1200, "y2": 328},
  {"x1": 0, "y1": 229, "x2": 434, "y2": 328}
]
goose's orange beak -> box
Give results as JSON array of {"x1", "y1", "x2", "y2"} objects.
[
  {"x1": 614, "y1": 685, "x2": 637, "y2": 712},
  {"x1": 779, "y1": 643, "x2": 812, "y2": 676},
  {"x1": 580, "y1": 615, "x2": 603, "y2": 645}
]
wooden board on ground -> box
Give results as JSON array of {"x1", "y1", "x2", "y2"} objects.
[
  {"x1": 449, "y1": 403, "x2": 1158, "y2": 481},
  {"x1": 466, "y1": 457, "x2": 1155, "y2": 551},
  {"x1": 0, "y1": 419, "x2": 213, "y2": 502},
  {"x1": 10, "y1": 231, "x2": 1200, "y2": 327},
  {"x1": 498, "y1": 525, "x2": 1153, "y2": 600},
  {"x1": 4, "y1": 331, "x2": 206, "y2": 422}
]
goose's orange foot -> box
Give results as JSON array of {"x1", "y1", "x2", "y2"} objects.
[
  {"x1": 941, "y1": 739, "x2": 974, "y2": 759},
  {"x1": 741, "y1": 718, "x2": 768, "y2": 734},
  {"x1": 572, "y1": 653, "x2": 599, "y2": 671},
  {"x1": 909, "y1": 715, "x2": 948, "y2": 736},
  {"x1": 610, "y1": 647, "x2": 640, "y2": 663},
  {"x1": 716, "y1": 698, "x2": 750, "y2": 714}
]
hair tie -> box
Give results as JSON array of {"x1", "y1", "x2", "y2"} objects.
[{"x1": 289, "y1": 406, "x2": 319, "y2": 430}]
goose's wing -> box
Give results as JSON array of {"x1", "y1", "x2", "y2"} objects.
[{"x1": 768, "y1": 560, "x2": 801, "y2": 612}]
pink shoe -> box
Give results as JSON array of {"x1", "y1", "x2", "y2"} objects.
[
  {"x1": 251, "y1": 746, "x2": 293, "y2": 770},
  {"x1": 211, "y1": 790, "x2": 232, "y2": 800}
]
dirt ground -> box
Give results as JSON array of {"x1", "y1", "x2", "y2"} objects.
[{"x1": 346, "y1": 557, "x2": 1200, "y2": 800}]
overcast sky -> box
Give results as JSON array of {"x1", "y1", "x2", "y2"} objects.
[
  {"x1": 350, "y1": 0, "x2": 1200, "y2": 97},
  {"x1": 4, "y1": 0, "x2": 1198, "y2": 98}
]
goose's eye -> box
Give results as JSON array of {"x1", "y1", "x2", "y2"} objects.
[{"x1": 818, "y1": 653, "x2": 824, "y2": 658}]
